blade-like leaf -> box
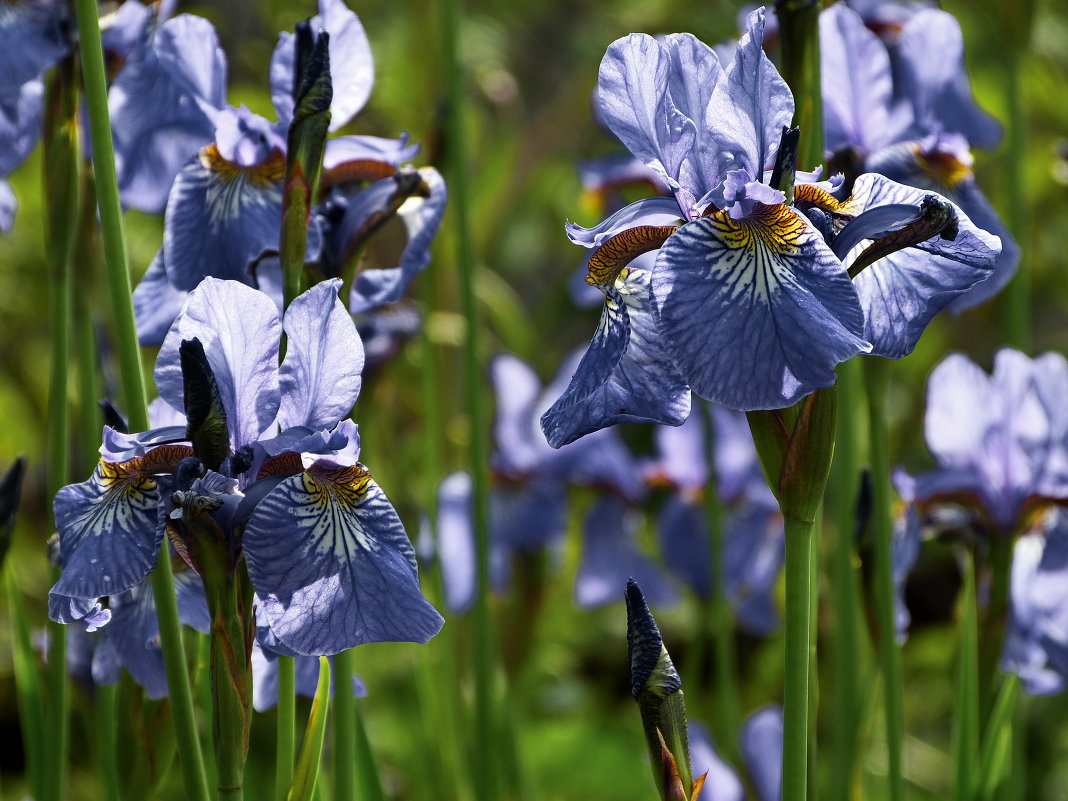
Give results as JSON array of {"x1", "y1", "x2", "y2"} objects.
[{"x1": 288, "y1": 657, "x2": 331, "y2": 801}]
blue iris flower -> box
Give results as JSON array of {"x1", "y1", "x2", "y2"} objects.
[
  {"x1": 124, "y1": 0, "x2": 447, "y2": 344},
  {"x1": 542, "y1": 7, "x2": 1000, "y2": 444},
  {"x1": 820, "y1": 3, "x2": 1017, "y2": 310},
  {"x1": 51, "y1": 278, "x2": 443, "y2": 655},
  {"x1": 688, "y1": 708, "x2": 783, "y2": 801}
]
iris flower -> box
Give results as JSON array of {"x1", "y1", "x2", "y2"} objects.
[
  {"x1": 51, "y1": 278, "x2": 442, "y2": 655},
  {"x1": 125, "y1": 0, "x2": 446, "y2": 344},
  {"x1": 688, "y1": 708, "x2": 783, "y2": 801},
  {"x1": 542, "y1": 8, "x2": 1000, "y2": 446}
]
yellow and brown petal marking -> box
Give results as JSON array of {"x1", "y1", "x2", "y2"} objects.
[
  {"x1": 200, "y1": 143, "x2": 287, "y2": 186},
  {"x1": 586, "y1": 225, "x2": 679, "y2": 287}
]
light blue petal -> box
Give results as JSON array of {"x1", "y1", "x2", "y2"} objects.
[
  {"x1": 0, "y1": 179, "x2": 15, "y2": 231},
  {"x1": 944, "y1": 179, "x2": 1019, "y2": 312},
  {"x1": 132, "y1": 250, "x2": 188, "y2": 347},
  {"x1": 110, "y1": 14, "x2": 226, "y2": 213},
  {"x1": 155, "y1": 278, "x2": 282, "y2": 449},
  {"x1": 48, "y1": 594, "x2": 112, "y2": 631},
  {"x1": 162, "y1": 147, "x2": 287, "y2": 290},
  {"x1": 688, "y1": 722, "x2": 745, "y2": 801},
  {"x1": 710, "y1": 8, "x2": 794, "y2": 179},
  {"x1": 740, "y1": 706, "x2": 784, "y2": 801},
  {"x1": 656, "y1": 495, "x2": 711, "y2": 597},
  {"x1": 0, "y1": 78, "x2": 43, "y2": 176},
  {"x1": 842, "y1": 174, "x2": 1000, "y2": 358},
  {"x1": 724, "y1": 498, "x2": 784, "y2": 636},
  {"x1": 349, "y1": 167, "x2": 447, "y2": 313},
  {"x1": 324, "y1": 134, "x2": 419, "y2": 169},
  {"x1": 0, "y1": 2, "x2": 67, "y2": 91},
  {"x1": 278, "y1": 278, "x2": 364, "y2": 431},
  {"x1": 565, "y1": 197, "x2": 683, "y2": 248},
  {"x1": 270, "y1": 0, "x2": 373, "y2": 132},
  {"x1": 490, "y1": 353, "x2": 554, "y2": 475},
  {"x1": 819, "y1": 3, "x2": 892, "y2": 154},
  {"x1": 540, "y1": 264, "x2": 691, "y2": 447},
  {"x1": 652, "y1": 208, "x2": 869, "y2": 411},
  {"x1": 650, "y1": 408, "x2": 708, "y2": 491},
  {"x1": 244, "y1": 462, "x2": 443, "y2": 654}
]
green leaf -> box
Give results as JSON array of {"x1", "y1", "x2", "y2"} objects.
[
  {"x1": 951, "y1": 552, "x2": 980, "y2": 801},
  {"x1": 288, "y1": 657, "x2": 332, "y2": 801}
]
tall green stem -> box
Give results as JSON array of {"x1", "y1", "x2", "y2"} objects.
[
  {"x1": 865, "y1": 359, "x2": 907, "y2": 801},
  {"x1": 277, "y1": 656, "x2": 296, "y2": 801},
  {"x1": 777, "y1": 0, "x2": 823, "y2": 170},
  {"x1": 74, "y1": 3, "x2": 212, "y2": 798},
  {"x1": 439, "y1": 1, "x2": 496, "y2": 798},
  {"x1": 333, "y1": 649, "x2": 356, "y2": 801},
  {"x1": 952, "y1": 552, "x2": 980, "y2": 801},
  {"x1": 783, "y1": 517, "x2": 815, "y2": 801}
]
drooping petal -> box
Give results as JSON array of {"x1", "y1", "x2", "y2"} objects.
[
  {"x1": 596, "y1": 34, "x2": 697, "y2": 207},
  {"x1": 110, "y1": 14, "x2": 226, "y2": 213},
  {"x1": 277, "y1": 278, "x2": 364, "y2": 431},
  {"x1": 0, "y1": 78, "x2": 43, "y2": 176},
  {"x1": 688, "y1": 722, "x2": 745, "y2": 801},
  {"x1": 132, "y1": 250, "x2": 188, "y2": 347},
  {"x1": 540, "y1": 263, "x2": 691, "y2": 448},
  {"x1": 349, "y1": 167, "x2": 447, "y2": 313},
  {"x1": 50, "y1": 450, "x2": 189, "y2": 601},
  {"x1": 0, "y1": 1, "x2": 67, "y2": 91},
  {"x1": 162, "y1": 144, "x2": 289, "y2": 290},
  {"x1": 156, "y1": 277, "x2": 282, "y2": 449},
  {"x1": 214, "y1": 105, "x2": 286, "y2": 167},
  {"x1": 724, "y1": 498, "x2": 784, "y2": 636},
  {"x1": 323, "y1": 133, "x2": 419, "y2": 170},
  {"x1": 944, "y1": 179, "x2": 1019, "y2": 312},
  {"x1": 840, "y1": 174, "x2": 999, "y2": 357},
  {"x1": 244, "y1": 462, "x2": 443, "y2": 654},
  {"x1": 575, "y1": 496, "x2": 677, "y2": 609},
  {"x1": 652, "y1": 205, "x2": 869, "y2": 411},
  {"x1": 656, "y1": 495, "x2": 711, "y2": 598},
  {"x1": 48, "y1": 594, "x2": 112, "y2": 630},
  {"x1": 565, "y1": 197, "x2": 684, "y2": 248},
  {"x1": 709, "y1": 8, "x2": 794, "y2": 180},
  {"x1": 897, "y1": 10, "x2": 1001, "y2": 149},
  {"x1": 819, "y1": 3, "x2": 892, "y2": 154},
  {"x1": 270, "y1": 0, "x2": 373, "y2": 132}
]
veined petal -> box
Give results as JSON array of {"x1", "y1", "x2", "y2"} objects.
[
  {"x1": 163, "y1": 145, "x2": 287, "y2": 291},
  {"x1": 244, "y1": 462, "x2": 443, "y2": 654},
  {"x1": 270, "y1": 0, "x2": 373, "y2": 132},
  {"x1": 156, "y1": 277, "x2": 282, "y2": 449},
  {"x1": 50, "y1": 449, "x2": 190, "y2": 601},
  {"x1": 661, "y1": 33, "x2": 725, "y2": 194},
  {"x1": 840, "y1": 174, "x2": 999, "y2": 358},
  {"x1": 349, "y1": 167, "x2": 447, "y2": 313},
  {"x1": 278, "y1": 278, "x2": 364, "y2": 431},
  {"x1": 540, "y1": 264, "x2": 691, "y2": 448},
  {"x1": 944, "y1": 179, "x2": 1019, "y2": 312},
  {"x1": 652, "y1": 205, "x2": 869, "y2": 411},
  {"x1": 575, "y1": 496, "x2": 677, "y2": 610},
  {"x1": 819, "y1": 3, "x2": 892, "y2": 154},
  {"x1": 710, "y1": 8, "x2": 794, "y2": 180},
  {"x1": 132, "y1": 250, "x2": 187, "y2": 347},
  {"x1": 565, "y1": 197, "x2": 684, "y2": 248},
  {"x1": 110, "y1": 14, "x2": 226, "y2": 213},
  {"x1": 596, "y1": 34, "x2": 696, "y2": 204},
  {"x1": 48, "y1": 594, "x2": 112, "y2": 631}
]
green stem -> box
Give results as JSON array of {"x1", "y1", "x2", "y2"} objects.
[
  {"x1": 1001, "y1": 50, "x2": 1028, "y2": 351},
  {"x1": 73, "y1": 0, "x2": 147, "y2": 432},
  {"x1": 354, "y1": 699, "x2": 387, "y2": 801},
  {"x1": 952, "y1": 551, "x2": 980, "y2": 801},
  {"x1": 776, "y1": 0, "x2": 823, "y2": 170},
  {"x1": 865, "y1": 359, "x2": 907, "y2": 801},
  {"x1": 6, "y1": 569, "x2": 46, "y2": 801},
  {"x1": 96, "y1": 683, "x2": 124, "y2": 801},
  {"x1": 783, "y1": 517, "x2": 815, "y2": 801},
  {"x1": 277, "y1": 656, "x2": 296, "y2": 801},
  {"x1": 978, "y1": 675, "x2": 1020, "y2": 801},
  {"x1": 333, "y1": 649, "x2": 356, "y2": 801},
  {"x1": 828, "y1": 359, "x2": 865, "y2": 800},
  {"x1": 439, "y1": 1, "x2": 496, "y2": 798}
]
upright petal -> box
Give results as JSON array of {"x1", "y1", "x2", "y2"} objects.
[
  {"x1": 349, "y1": 167, "x2": 447, "y2": 313},
  {"x1": 540, "y1": 264, "x2": 691, "y2": 448},
  {"x1": 132, "y1": 250, "x2": 188, "y2": 347},
  {"x1": 923, "y1": 351, "x2": 994, "y2": 469},
  {"x1": 819, "y1": 3, "x2": 892, "y2": 154},
  {"x1": 710, "y1": 9, "x2": 794, "y2": 179},
  {"x1": 689, "y1": 722, "x2": 745, "y2": 801},
  {"x1": 841, "y1": 174, "x2": 999, "y2": 358},
  {"x1": 277, "y1": 279, "x2": 364, "y2": 431},
  {"x1": 270, "y1": 0, "x2": 373, "y2": 132},
  {"x1": 244, "y1": 462, "x2": 443, "y2": 654},
  {"x1": 652, "y1": 206, "x2": 869, "y2": 411},
  {"x1": 110, "y1": 14, "x2": 226, "y2": 213},
  {"x1": 155, "y1": 278, "x2": 282, "y2": 449},
  {"x1": 162, "y1": 144, "x2": 288, "y2": 290},
  {"x1": 490, "y1": 353, "x2": 553, "y2": 475}
]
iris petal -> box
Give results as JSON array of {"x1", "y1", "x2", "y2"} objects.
[
  {"x1": 0, "y1": 78, "x2": 43, "y2": 176},
  {"x1": 841, "y1": 174, "x2": 999, "y2": 358},
  {"x1": 277, "y1": 278, "x2": 364, "y2": 431},
  {"x1": 540, "y1": 264, "x2": 691, "y2": 448},
  {"x1": 132, "y1": 251, "x2": 188, "y2": 347},
  {"x1": 244, "y1": 462, "x2": 443, "y2": 654},
  {"x1": 740, "y1": 707, "x2": 784, "y2": 801},
  {"x1": 652, "y1": 205, "x2": 869, "y2": 411}
]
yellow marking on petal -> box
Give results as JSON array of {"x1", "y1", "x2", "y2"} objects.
[
  {"x1": 257, "y1": 452, "x2": 304, "y2": 480},
  {"x1": 320, "y1": 159, "x2": 397, "y2": 191},
  {"x1": 705, "y1": 203, "x2": 807, "y2": 257},
  {"x1": 794, "y1": 183, "x2": 846, "y2": 212},
  {"x1": 200, "y1": 143, "x2": 286, "y2": 186},
  {"x1": 304, "y1": 464, "x2": 373, "y2": 508},
  {"x1": 913, "y1": 144, "x2": 973, "y2": 188},
  {"x1": 586, "y1": 225, "x2": 678, "y2": 287}
]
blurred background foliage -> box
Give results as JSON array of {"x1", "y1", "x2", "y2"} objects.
[{"x1": 1, "y1": 0, "x2": 1067, "y2": 798}]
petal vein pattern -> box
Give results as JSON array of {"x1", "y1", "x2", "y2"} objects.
[{"x1": 652, "y1": 204, "x2": 870, "y2": 411}]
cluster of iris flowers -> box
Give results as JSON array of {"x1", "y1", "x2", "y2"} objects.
[{"x1": 2, "y1": 0, "x2": 1063, "y2": 799}]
